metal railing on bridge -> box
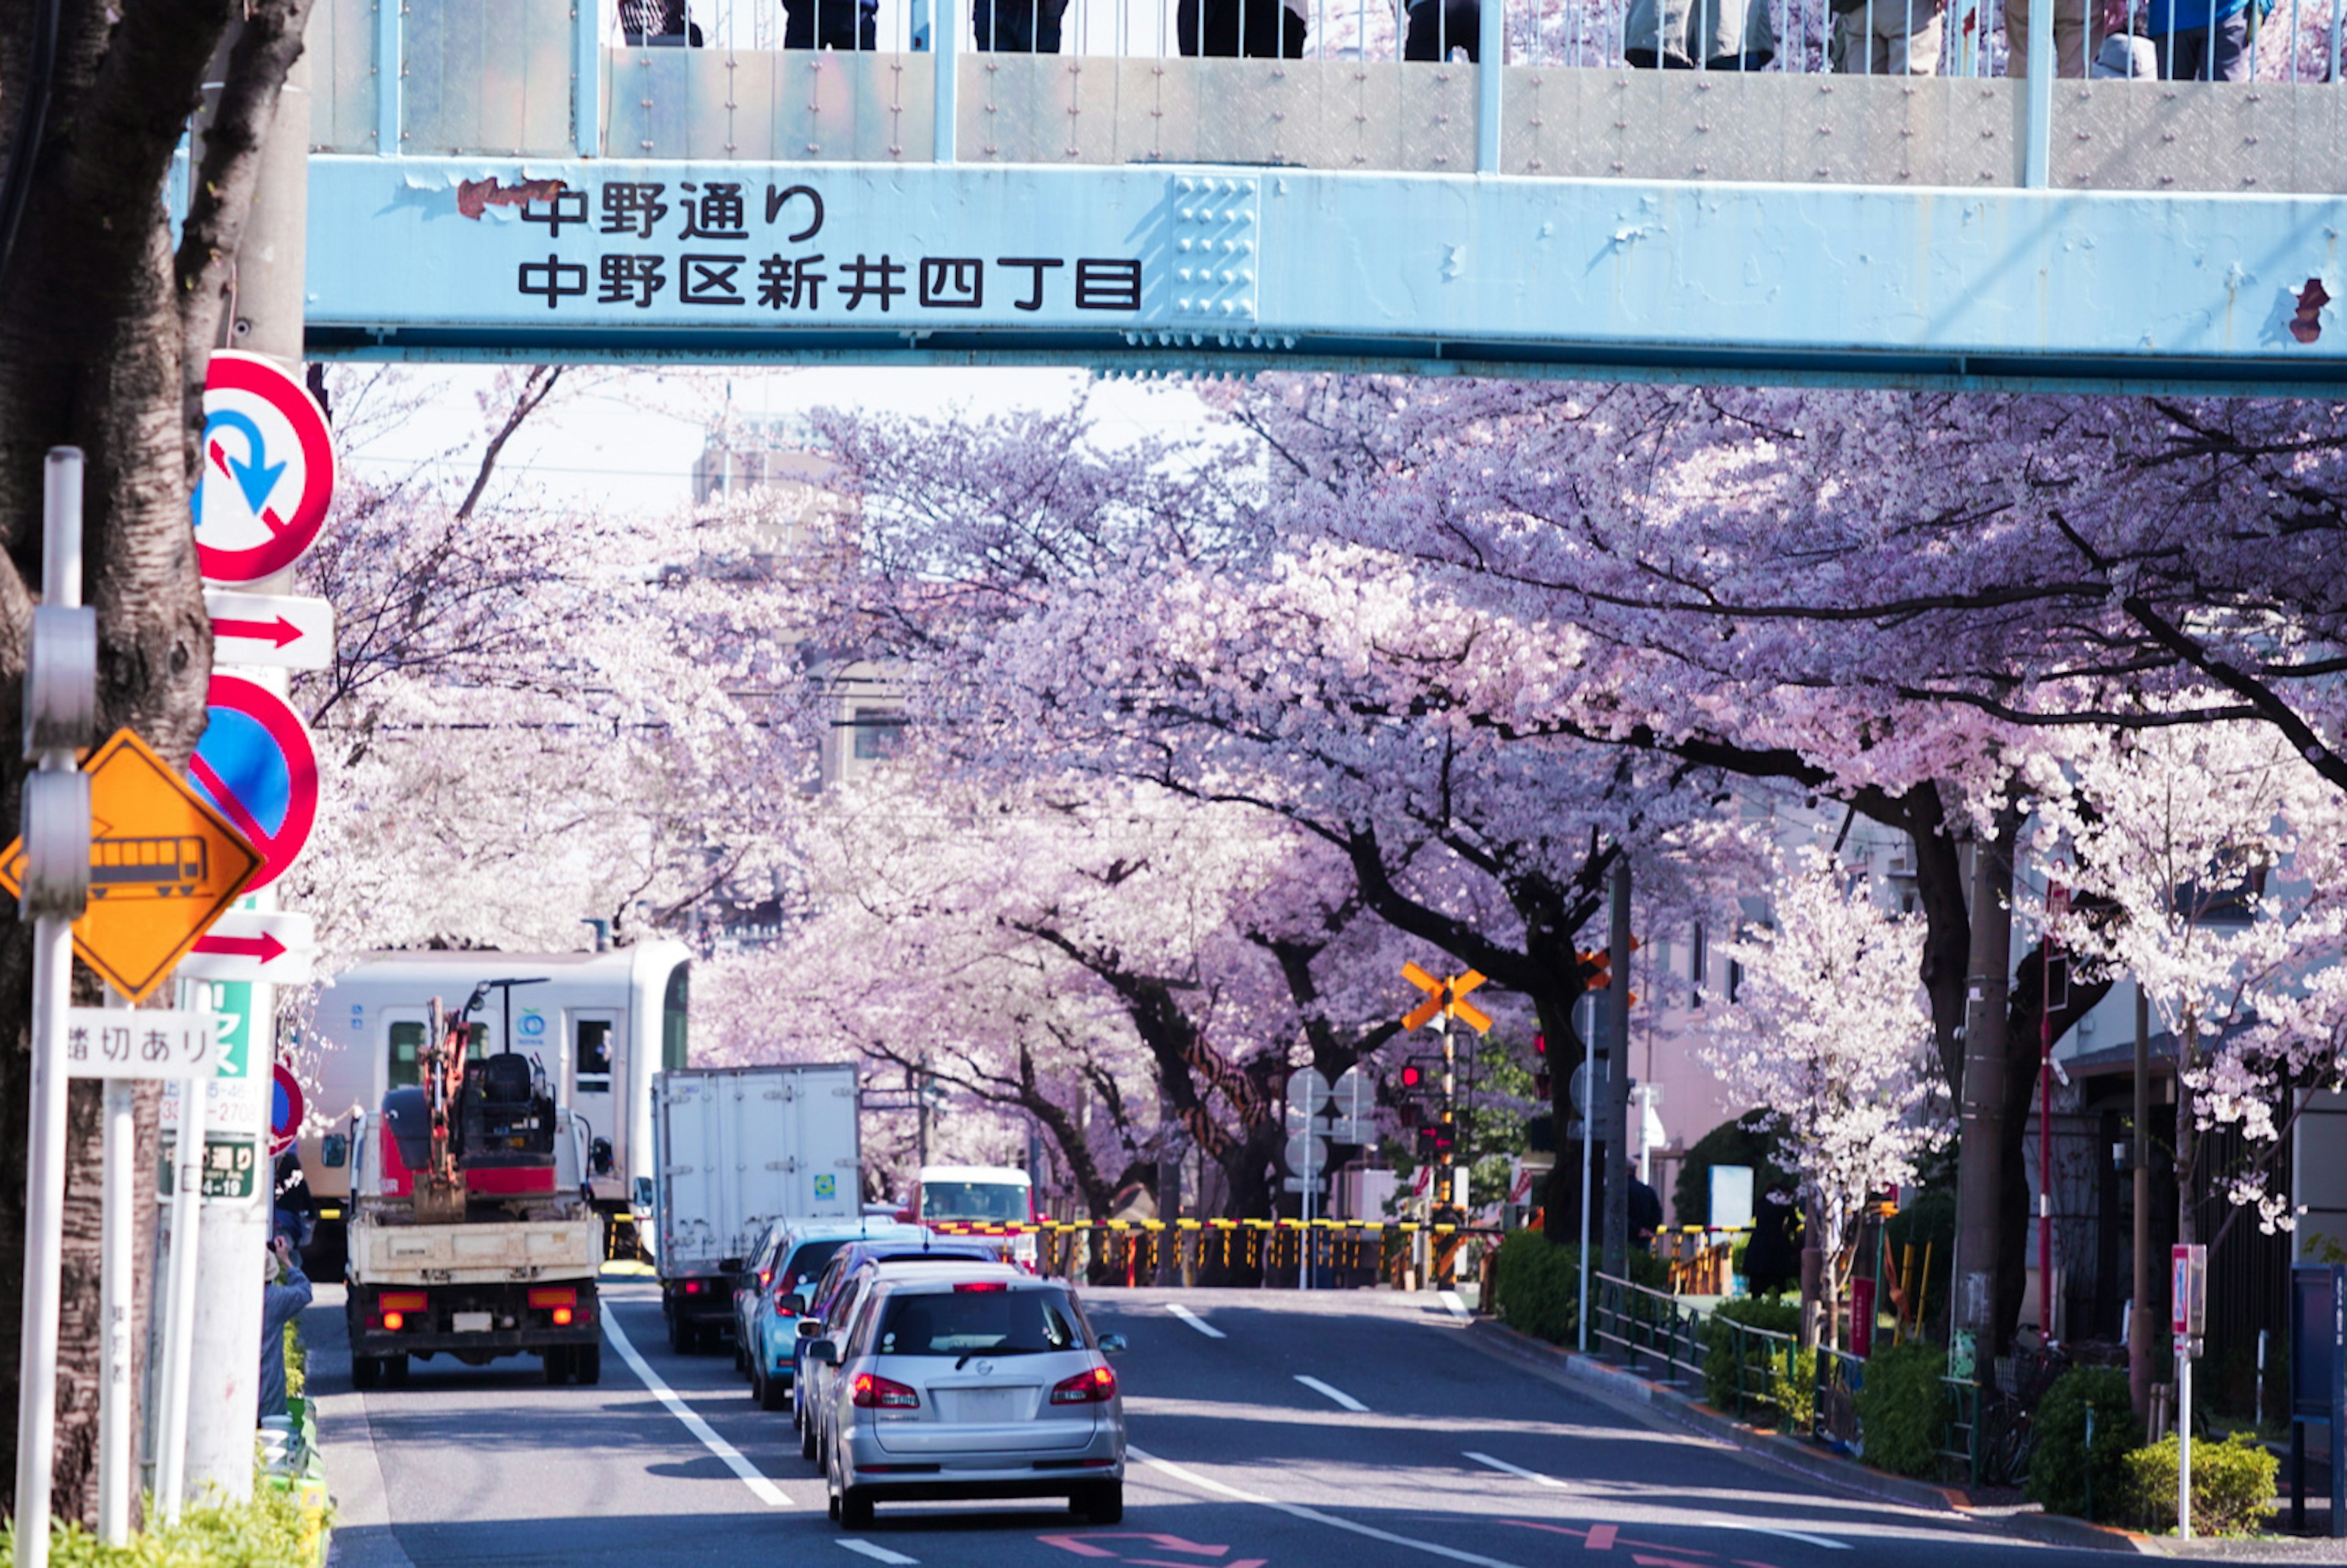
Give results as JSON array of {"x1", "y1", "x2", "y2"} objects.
[{"x1": 314, "y1": 0, "x2": 2345, "y2": 191}]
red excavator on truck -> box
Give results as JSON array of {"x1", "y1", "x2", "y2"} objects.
[{"x1": 345, "y1": 981, "x2": 606, "y2": 1387}]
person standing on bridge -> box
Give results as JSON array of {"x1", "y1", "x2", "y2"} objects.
[
  {"x1": 782, "y1": 0, "x2": 879, "y2": 49},
  {"x1": 2143, "y1": 0, "x2": 2251, "y2": 79},
  {"x1": 1829, "y1": 0, "x2": 1944, "y2": 73},
  {"x1": 974, "y1": 0, "x2": 1070, "y2": 51},
  {"x1": 620, "y1": 0, "x2": 705, "y2": 44},
  {"x1": 1623, "y1": 0, "x2": 1776, "y2": 70},
  {"x1": 1177, "y1": 0, "x2": 1307, "y2": 58},
  {"x1": 2003, "y1": 0, "x2": 2100, "y2": 79}
]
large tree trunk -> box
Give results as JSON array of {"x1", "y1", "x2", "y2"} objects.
[{"x1": 0, "y1": 0, "x2": 315, "y2": 1520}]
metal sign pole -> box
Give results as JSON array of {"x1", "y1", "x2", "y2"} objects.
[
  {"x1": 153, "y1": 1071, "x2": 208, "y2": 1522},
  {"x1": 98, "y1": 997, "x2": 137, "y2": 1545},
  {"x1": 13, "y1": 447, "x2": 95, "y2": 1568}
]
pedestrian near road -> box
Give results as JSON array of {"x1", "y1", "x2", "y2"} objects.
[
  {"x1": 258, "y1": 1234, "x2": 312, "y2": 1423},
  {"x1": 620, "y1": 0, "x2": 705, "y2": 44},
  {"x1": 1404, "y1": 0, "x2": 1482, "y2": 60}
]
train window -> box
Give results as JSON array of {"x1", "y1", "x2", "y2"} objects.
[
  {"x1": 662, "y1": 961, "x2": 690, "y2": 1072},
  {"x1": 388, "y1": 1021, "x2": 424, "y2": 1089},
  {"x1": 576, "y1": 1017, "x2": 614, "y2": 1093}
]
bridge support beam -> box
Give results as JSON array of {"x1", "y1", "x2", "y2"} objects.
[
  {"x1": 573, "y1": 0, "x2": 602, "y2": 158},
  {"x1": 1477, "y1": 0, "x2": 1504, "y2": 173},
  {"x1": 934, "y1": 0, "x2": 960, "y2": 164}
]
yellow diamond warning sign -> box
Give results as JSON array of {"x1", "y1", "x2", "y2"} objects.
[{"x1": 0, "y1": 730, "x2": 265, "y2": 1002}]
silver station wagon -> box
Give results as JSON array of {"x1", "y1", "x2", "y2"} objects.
[{"x1": 807, "y1": 1270, "x2": 1128, "y2": 1528}]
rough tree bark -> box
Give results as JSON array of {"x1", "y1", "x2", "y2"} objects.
[{"x1": 0, "y1": 0, "x2": 315, "y2": 1521}]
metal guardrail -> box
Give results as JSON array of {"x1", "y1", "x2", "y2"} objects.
[{"x1": 1589, "y1": 1270, "x2": 1710, "y2": 1385}]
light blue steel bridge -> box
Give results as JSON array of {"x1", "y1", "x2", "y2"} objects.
[{"x1": 292, "y1": 0, "x2": 2346, "y2": 390}]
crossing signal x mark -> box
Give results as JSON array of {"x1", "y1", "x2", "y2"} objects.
[{"x1": 1401, "y1": 961, "x2": 1492, "y2": 1035}]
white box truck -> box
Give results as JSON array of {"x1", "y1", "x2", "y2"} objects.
[{"x1": 652, "y1": 1063, "x2": 860, "y2": 1352}]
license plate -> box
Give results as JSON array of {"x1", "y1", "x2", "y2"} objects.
[
  {"x1": 452, "y1": 1311, "x2": 492, "y2": 1333},
  {"x1": 949, "y1": 1390, "x2": 1021, "y2": 1423}
]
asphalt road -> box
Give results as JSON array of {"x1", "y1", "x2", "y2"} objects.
[{"x1": 308, "y1": 1280, "x2": 2128, "y2": 1568}]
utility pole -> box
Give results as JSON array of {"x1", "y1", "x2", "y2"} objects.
[
  {"x1": 1954, "y1": 810, "x2": 2020, "y2": 1360},
  {"x1": 171, "y1": 31, "x2": 312, "y2": 1508},
  {"x1": 1600, "y1": 860, "x2": 1633, "y2": 1283}
]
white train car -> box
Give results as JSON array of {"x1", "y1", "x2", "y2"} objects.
[{"x1": 301, "y1": 940, "x2": 691, "y2": 1253}]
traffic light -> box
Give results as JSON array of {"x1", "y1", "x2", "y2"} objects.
[
  {"x1": 1416, "y1": 1124, "x2": 1455, "y2": 1159},
  {"x1": 1398, "y1": 1060, "x2": 1425, "y2": 1092},
  {"x1": 1398, "y1": 1099, "x2": 1423, "y2": 1129}
]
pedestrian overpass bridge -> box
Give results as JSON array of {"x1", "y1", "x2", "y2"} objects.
[{"x1": 290, "y1": 0, "x2": 2346, "y2": 390}]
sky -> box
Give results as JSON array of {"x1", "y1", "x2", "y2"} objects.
[{"x1": 336, "y1": 364, "x2": 1213, "y2": 516}]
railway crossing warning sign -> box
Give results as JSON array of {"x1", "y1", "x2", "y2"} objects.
[{"x1": 0, "y1": 730, "x2": 265, "y2": 1002}]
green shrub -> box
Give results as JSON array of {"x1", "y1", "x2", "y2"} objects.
[
  {"x1": 2025, "y1": 1366, "x2": 2142, "y2": 1521},
  {"x1": 1855, "y1": 1340, "x2": 1951, "y2": 1478},
  {"x1": 1491, "y1": 1229, "x2": 1669, "y2": 1347},
  {"x1": 2120, "y1": 1432, "x2": 2278, "y2": 1537},
  {"x1": 1702, "y1": 1295, "x2": 1812, "y2": 1429},
  {"x1": 1, "y1": 1468, "x2": 329, "y2": 1566}
]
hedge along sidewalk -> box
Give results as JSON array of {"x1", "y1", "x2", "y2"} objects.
[{"x1": 1461, "y1": 1315, "x2": 2151, "y2": 1557}]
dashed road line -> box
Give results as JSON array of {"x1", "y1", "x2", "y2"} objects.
[
  {"x1": 1167, "y1": 1303, "x2": 1228, "y2": 1339},
  {"x1": 1294, "y1": 1374, "x2": 1369, "y2": 1412},
  {"x1": 1464, "y1": 1451, "x2": 1572, "y2": 1489},
  {"x1": 839, "y1": 1541, "x2": 919, "y2": 1564},
  {"x1": 1129, "y1": 1445, "x2": 1529, "y2": 1568},
  {"x1": 603, "y1": 1311, "x2": 792, "y2": 1508}
]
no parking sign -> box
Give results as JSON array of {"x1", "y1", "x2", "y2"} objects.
[{"x1": 190, "y1": 675, "x2": 318, "y2": 892}]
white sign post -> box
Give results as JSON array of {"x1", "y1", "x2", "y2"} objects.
[{"x1": 1285, "y1": 1069, "x2": 1332, "y2": 1291}]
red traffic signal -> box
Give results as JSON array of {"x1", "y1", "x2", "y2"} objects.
[
  {"x1": 1533, "y1": 1032, "x2": 1546, "y2": 1057},
  {"x1": 1398, "y1": 1061, "x2": 1425, "y2": 1091}
]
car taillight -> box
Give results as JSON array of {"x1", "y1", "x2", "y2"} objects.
[
  {"x1": 852, "y1": 1372, "x2": 920, "y2": 1410},
  {"x1": 954, "y1": 1281, "x2": 1008, "y2": 1293},
  {"x1": 759, "y1": 1268, "x2": 773, "y2": 1289},
  {"x1": 528, "y1": 1288, "x2": 576, "y2": 1309},
  {"x1": 684, "y1": 1280, "x2": 703, "y2": 1295},
  {"x1": 1051, "y1": 1365, "x2": 1117, "y2": 1404},
  {"x1": 552, "y1": 1308, "x2": 573, "y2": 1326},
  {"x1": 777, "y1": 1299, "x2": 797, "y2": 1317},
  {"x1": 380, "y1": 1291, "x2": 427, "y2": 1311},
  {"x1": 381, "y1": 1311, "x2": 406, "y2": 1332}
]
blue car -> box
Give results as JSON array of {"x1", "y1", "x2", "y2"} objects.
[
  {"x1": 736, "y1": 1221, "x2": 921, "y2": 1410},
  {"x1": 786, "y1": 1237, "x2": 1003, "y2": 1445}
]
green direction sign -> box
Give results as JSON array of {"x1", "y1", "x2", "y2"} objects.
[{"x1": 212, "y1": 979, "x2": 254, "y2": 1080}]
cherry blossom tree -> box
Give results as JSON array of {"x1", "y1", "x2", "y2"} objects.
[
  {"x1": 1703, "y1": 849, "x2": 1948, "y2": 1349},
  {"x1": 2031, "y1": 719, "x2": 2347, "y2": 1247}
]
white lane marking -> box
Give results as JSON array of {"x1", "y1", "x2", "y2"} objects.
[
  {"x1": 1294, "y1": 1374, "x2": 1369, "y2": 1413},
  {"x1": 1464, "y1": 1451, "x2": 1849, "y2": 1550},
  {"x1": 1167, "y1": 1304, "x2": 1228, "y2": 1339},
  {"x1": 603, "y1": 1312, "x2": 792, "y2": 1508},
  {"x1": 1696, "y1": 1517, "x2": 1851, "y2": 1552},
  {"x1": 839, "y1": 1542, "x2": 919, "y2": 1565},
  {"x1": 1438, "y1": 1291, "x2": 1472, "y2": 1320},
  {"x1": 1130, "y1": 1445, "x2": 1529, "y2": 1568},
  {"x1": 1463, "y1": 1451, "x2": 1572, "y2": 1489}
]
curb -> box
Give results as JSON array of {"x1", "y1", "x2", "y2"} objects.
[{"x1": 1466, "y1": 1317, "x2": 2145, "y2": 1555}]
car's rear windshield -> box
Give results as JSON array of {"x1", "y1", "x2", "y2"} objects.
[
  {"x1": 780, "y1": 1239, "x2": 851, "y2": 1290},
  {"x1": 875, "y1": 1287, "x2": 1085, "y2": 1357},
  {"x1": 920, "y1": 1181, "x2": 1029, "y2": 1223}
]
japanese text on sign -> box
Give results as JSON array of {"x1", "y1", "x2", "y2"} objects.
[
  {"x1": 160, "y1": 1135, "x2": 259, "y2": 1200},
  {"x1": 64, "y1": 1008, "x2": 232, "y2": 1081},
  {"x1": 508, "y1": 180, "x2": 1144, "y2": 316}
]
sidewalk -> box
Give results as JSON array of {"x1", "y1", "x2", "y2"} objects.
[{"x1": 1462, "y1": 1316, "x2": 2148, "y2": 1556}]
